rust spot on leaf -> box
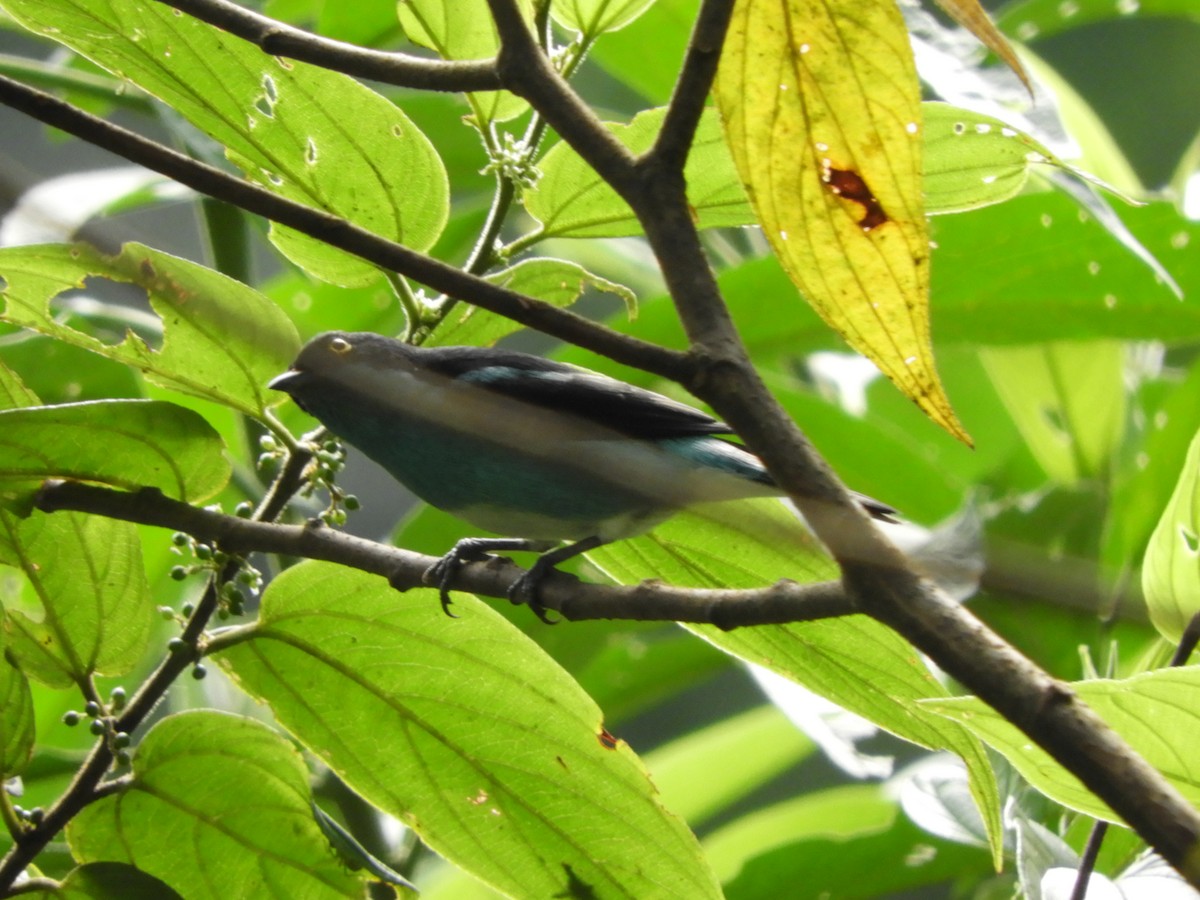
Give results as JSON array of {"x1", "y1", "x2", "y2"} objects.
[{"x1": 823, "y1": 166, "x2": 888, "y2": 231}]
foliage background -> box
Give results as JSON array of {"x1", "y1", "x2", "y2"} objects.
[{"x1": 1, "y1": 0, "x2": 1199, "y2": 897}]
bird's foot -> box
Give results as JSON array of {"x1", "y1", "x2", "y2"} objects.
[
  {"x1": 507, "y1": 563, "x2": 558, "y2": 625},
  {"x1": 427, "y1": 539, "x2": 494, "y2": 617},
  {"x1": 426, "y1": 537, "x2": 551, "y2": 617}
]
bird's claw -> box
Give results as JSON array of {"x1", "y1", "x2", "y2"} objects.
[
  {"x1": 508, "y1": 564, "x2": 558, "y2": 625},
  {"x1": 426, "y1": 539, "x2": 495, "y2": 618}
]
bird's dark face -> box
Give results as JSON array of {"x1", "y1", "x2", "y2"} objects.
[{"x1": 268, "y1": 331, "x2": 419, "y2": 413}]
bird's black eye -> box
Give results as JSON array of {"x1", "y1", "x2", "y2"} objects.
[{"x1": 329, "y1": 337, "x2": 353, "y2": 355}]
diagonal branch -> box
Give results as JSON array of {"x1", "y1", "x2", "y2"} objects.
[
  {"x1": 147, "y1": 0, "x2": 501, "y2": 92},
  {"x1": 612, "y1": 90, "x2": 1200, "y2": 891},
  {"x1": 0, "y1": 74, "x2": 687, "y2": 381}
]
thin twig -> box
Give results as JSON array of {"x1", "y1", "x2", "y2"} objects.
[{"x1": 147, "y1": 0, "x2": 500, "y2": 92}]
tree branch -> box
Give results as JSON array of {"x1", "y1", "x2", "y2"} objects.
[
  {"x1": 0, "y1": 74, "x2": 687, "y2": 382},
  {"x1": 614, "y1": 154, "x2": 1200, "y2": 885},
  {"x1": 647, "y1": 0, "x2": 736, "y2": 172},
  {"x1": 147, "y1": 0, "x2": 501, "y2": 92},
  {"x1": 34, "y1": 480, "x2": 855, "y2": 628}
]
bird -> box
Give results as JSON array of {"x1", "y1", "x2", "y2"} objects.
[{"x1": 269, "y1": 331, "x2": 896, "y2": 621}]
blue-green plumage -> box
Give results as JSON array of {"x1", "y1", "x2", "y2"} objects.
[{"x1": 269, "y1": 331, "x2": 895, "y2": 619}]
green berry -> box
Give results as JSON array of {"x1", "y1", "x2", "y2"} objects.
[
  {"x1": 181, "y1": 603, "x2": 194, "y2": 617},
  {"x1": 110, "y1": 687, "x2": 127, "y2": 710},
  {"x1": 343, "y1": 494, "x2": 361, "y2": 511},
  {"x1": 89, "y1": 719, "x2": 106, "y2": 736},
  {"x1": 167, "y1": 637, "x2": 187, "y2": 654},
  {"x1": 169, "y1": 566, "x2": 188, "y2": 581},
  {"x1": 194, "y1": 544, "x2": 212, "y2": 561},
  {"x1": 116, "y1": 749, "x2": 132, "y2": 766},
  {"x1": 84, "y1": 701, "x2": 101, "y2": 717},
  {"x1": 192, "y1": 665, "x2": 207, "y2": 680},
  {"x1": 62, "y1": 711, "x2": 80, "y2": 727},
  {"x1": 235, "y1": 501, "x2": 254, "y2": 518},
  {"x1": 172, "y1": 532, "x2": 190, "y2": 547},
  {"x1": 112, "y1": 732, "x2": 131, "y2": 749}
]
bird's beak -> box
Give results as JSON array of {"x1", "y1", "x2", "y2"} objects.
[{"x1": 268, "y1": 369, "x2": 304, "y2": 392}]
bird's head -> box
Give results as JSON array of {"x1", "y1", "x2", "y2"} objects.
[{"x1": 269, "y1": 331, "x2": 420, "y2": 413}]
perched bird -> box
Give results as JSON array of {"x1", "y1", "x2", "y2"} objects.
[{"x1": 269, "y1": 331, "x2": 895, "y2": 620}]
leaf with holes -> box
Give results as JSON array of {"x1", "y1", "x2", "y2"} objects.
[
  {"x1": 0, "y1": 243, "x2": 298, "y2": 419},
  {"x1": 217, "y1": 562, "x2": 722, "y2": 900},
  {"x1": 1143, "y1": 426, "x2": 1200, "y2": 643},
  {"x1": 716, "y1": 0, "x2": 968, "y2": 442},
  {"x1": 0, "y1": 0, "x2": 448, "y2": 285}
]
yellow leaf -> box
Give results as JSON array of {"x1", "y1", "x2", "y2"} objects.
[{"x1": 717, "y1": 0, "x2": 970, "y2": 443}]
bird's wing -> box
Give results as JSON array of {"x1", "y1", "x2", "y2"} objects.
[{"x1": 419, "y1": 347, "x2": 731, "y2": 439}]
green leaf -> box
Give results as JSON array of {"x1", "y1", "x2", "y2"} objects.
[
  {"x1": 0, "y1": 0, "x2": 448, "y2": 285},
  {"x1": 996, "y1": 0, "x2": 1200, "y2": 43},
  {"x1": 0, "y1": 243, "x2": 299, "y2": 419},
  {"x1": 526, "y1": 107, "x2": 750, "y2": 238},
  {"x1": 0, "y1": 400, "x2": 230, "y2": 509},
  {"x1": 716, "y1": 0, "x2": 966, "y2": 442},
  {"x1": 704, "y1": 785, "x2": 990, "y2": 898},
  {"x1": 585, "y1": 0, "x2": 698, "y2": 103},
  {"x1": 0, "y1": 510, "x2": 152, "y2": 687},
  {"x1": 588, "y1": 500, "x2": 1003, "y2": 863},
  {"x1": 1104, "y1": 359, "x2": 1200, "y2": 576},
  {"x1": 979, "y1": 341, "x2": 1126, "y2": 484},
  {"x1": 551, "y1": 0, "x2": 658, "y2": 35},
  {"x1": 926, "y1": 668, "x2": 1200, "y2": 821},
  {"x1": 67, "y1": 711, "x2": 362, "y2": 899},
  {"x1": 398, "y1": 0, "x2": 528, "y2": 123},
  {"x1": 218, "y1": 562, "x2": 722, "y2": 900},
  {"x1": 29, "y1": 863, "x2": 183, "y2": 900},
  {"x1": 430, "y1": 257, "x2": 635, "y2": 347},
  {"x1": 1142, "y1": 426, "x2": 1200, "y2": 643},
  {"x1": 645, "y1": 706, "x2": 815, "y2": 829},
  {"x1": 924, "y1": 102, "x2": 1067, "y2": 214},
  {"x1": 0, "y1": 651, "x2": 35, "y2": 776},
  {"x1": 0, "y1": 358, "x2": 39, "y2": 410}
]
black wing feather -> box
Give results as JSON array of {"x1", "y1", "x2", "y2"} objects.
[{"x1": 417, "y1": 346, "x2": 730, "y2": 439}]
